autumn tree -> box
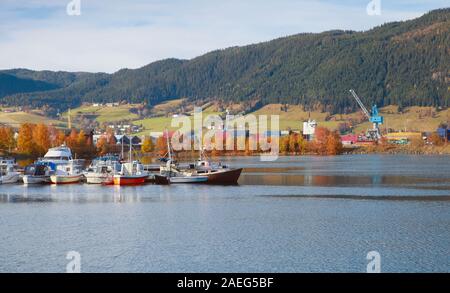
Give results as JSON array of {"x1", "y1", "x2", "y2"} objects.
[
  {"x1": 280, "y1": 135, "x2": 290, "y2": 154},
  {"x1": 54, "y1": 130, "x2": 66, "y2": 146},
  {"x1": 0, "y1": 126, "x2": 16, "y2": 153},
  {"x1": 313, "y1": 127, "x2": 330, "y2": 155},
  {"x1": 96, "y1": 136, "x2": 109, "y2": 156},
  {"x1": 429, "y1": 132, "x2": 444, "y2": 146},
  {"x1": 141, "y1": 136, "x2": 154, "y2": 153},
  {"x1": 156, "y1": 136, "x2": 167, "y2": 157},
  {"x1": 326, "y1": 131, "x2": 343, "y2": 155},
  {"x1": 33, "y1": 123, "x2": 51, "y2": 156},
  {"x1": 17, "y1": 123, "x2": 36, "y2": 155},
  {"x1": 312, "y1": 127, "x2": 343, "y2": 156}
]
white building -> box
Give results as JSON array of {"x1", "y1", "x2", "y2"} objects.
[{"x1": 303, "y1": 119, "x2": 317, "y2": 141}]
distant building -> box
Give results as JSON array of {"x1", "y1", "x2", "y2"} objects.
[
  {"x1": 302, "y1": 119, "x2": 317, "y2": 141},
  {"x1": 341, "y1": 134, "x2": 358, "y2": 145}
]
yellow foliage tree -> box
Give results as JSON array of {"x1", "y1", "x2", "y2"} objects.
[{"x1": 141, "y1": 136, "x2": 154, "y2": 153}]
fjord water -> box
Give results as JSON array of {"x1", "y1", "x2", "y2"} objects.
[{"x1": 0, "y1": 155, "x2": 449, "y2": 272}]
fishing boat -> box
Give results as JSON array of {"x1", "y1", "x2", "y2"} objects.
[
  {"x1": 84, "y1": 155, "x2": 120, "y2": 184},
  {"x1": 22, "y1": 162, "x2": 55, "y2": 184},
  {"x1": 113, "y1": 136, "x2": 148, "y2": 186},
  {"x1": 0, "y1": 158, "x2": 20, "y2": 184},
  {"x1": 158, "y1": 131, "x2": 208, "y2": 184},
  {"x1": 40, "y1": 145, "x2": 84, "y2": 185},
  {"x1": 186, "y1": 149, "x2": 242, "y2": 185},
  {"x1": 113, "y1": 161, "x2": 148, "y2": 185}
]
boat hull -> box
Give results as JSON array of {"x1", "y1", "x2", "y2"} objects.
[
  {"x1": 205, "y1": 168, "x2": 243, "y2": 185},
  {"x1": 169, "y1": 176, "x2": 208, "y2": 184},
  {"x1": 85, "y1": 173, "x2": 113, "y2": 184},
  {"x1": 154, "y1": 174, "x2": 170, "y2": 185},
  {"x1": 0, "y1": 173, "x2": 20, "y2": 184},
  {"x1": 50, "y1": 174, "x2": 82, "y2": 184},
  {"x1": 23, "y1": 175, "x2": 50, "y2": 185},
  {"x1": 113, "y1": 175, "x2": 147, "y2": 186}
]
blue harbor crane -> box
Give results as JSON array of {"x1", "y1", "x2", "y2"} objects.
[{"x1": 349, "y1": 89, "x2": 384, "y2": 140}]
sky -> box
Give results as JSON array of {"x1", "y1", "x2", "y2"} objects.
[{"x1": 0, "y1": 0, "x2": 448, "y2": 73}]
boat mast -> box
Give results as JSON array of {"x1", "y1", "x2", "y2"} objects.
[
  {"x1": 166, "y1": 129, "x2": 172, "y2": 162},
  {"x1": 121, "y1": 136, "x2": 124, "y2": 160},
  {"x1": 129, "y1": 135, "x2": 132, "y2": 163},
  {"x1": 165, "y1": 129, "x2": 172, "y2": 175}
]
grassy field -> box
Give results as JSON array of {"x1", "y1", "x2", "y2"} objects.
[
  {"x1": 2, "y1": 102, "x2": 448, "y2": 135},
  {"x1": 63, "y1": 104, "x2": 140, "y2": 123},
  {"x1": 0, "y1": 111, "x2": 65, "y2": 127},
  {"x1": 133, "y1": 108, "x2": 225, "y2": 135},
  {"x1": 348, "y1": 106, "x2": 450, "y2": 134}
]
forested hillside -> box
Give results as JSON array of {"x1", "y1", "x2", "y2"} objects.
[{"x1": 1, "y1": 8, "x2": 448, "y2": 113}]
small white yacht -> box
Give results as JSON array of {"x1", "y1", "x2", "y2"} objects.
[
  {"x1": 0, "y1": 158, "x2": 20, "y2": 184},
  {"x1": 40, "y1": 145, "x2": 84, "y2": 184}
]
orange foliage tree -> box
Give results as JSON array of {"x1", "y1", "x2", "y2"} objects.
[
  {"x1": 17, "y1": 123, "x2": 36, "y2": 155},
  {"x1": 156, "y1": 136, "x2": 167, "y2": 157},
  {"x1": 313, "y1": 127, "x2": 343, "y2": 156},
  {"x1": 65, "y1": 128, "x2": 95, "y2": 158},
  {"x1": 33, "y1": 124, "x2": 51, "y2": 156},
  {"x1": 0, "y1": 126, "x2": 16, "y2": 153}
]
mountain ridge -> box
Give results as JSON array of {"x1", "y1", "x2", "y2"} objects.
[{"x1": 1, "y1": 8, "x2": 448, "y2": 114}]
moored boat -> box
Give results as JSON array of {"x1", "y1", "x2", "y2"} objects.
[
  {"x1": 0, "y1": 158, "x2": 20, "y2": 184},
  {"x1": 84, "y1": 155, "x2": 120, "y2": 184},
  {"x1": 22, "y1": 162, "x2": 54, "y2": 184},
  {"x1": 113, "y1": 161, "x2": 148, "y2": 185},
  {"x1": 113, "y1": 138, "x2": 148, "y2": 186},
  {"x1": 41, "y1": 145, "x2": 84, "y2": 185},
  {"x1": 185, "y1": 149, "x2": 242, "y2": 185}
]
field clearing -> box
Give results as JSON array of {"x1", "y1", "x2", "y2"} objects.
[
  {"x1": 152, "y1": 99, "x2": 186, "y2": 115},
  {"x1": 133, "y1": 109, "x2": 225, "y2": 134},
  {"x1": 0, "y1": 111, "x2": 64, "y2": 127},
  {"x1": 63, "y1": 104, "x2": 140, "y2": 123}
]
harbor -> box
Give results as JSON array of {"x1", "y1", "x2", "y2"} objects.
[
  {"x1": 1, "y1": 155, "x2": 449, "y2": 272},
  {"x1": 0, "y1": 136, "x2": 243, "y2": 186}
]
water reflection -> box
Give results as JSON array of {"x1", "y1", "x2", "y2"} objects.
[{"x1": 239, "y1": 174, "x2": 450, "y2": 189}]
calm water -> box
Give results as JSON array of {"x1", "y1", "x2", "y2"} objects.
[{"x1": 0, "y1": 155, "x2": 449, "y2": 272}]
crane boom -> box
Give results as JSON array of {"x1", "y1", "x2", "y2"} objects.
[{"x1": 349, "y1": 89, "x2": 370, "y2": 119}]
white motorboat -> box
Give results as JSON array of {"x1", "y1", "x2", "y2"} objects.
[
  {"x1": 0, "y1": 158, "x2": 20, "y2": 184},
  {"x1": 40, "y1": 145, "x2": 84, "y2": 185},
  {"x1": 50, "y1": 161, "x2": 83, "y2": 184},
  {"x1": 22, "y1": 162, "x2": 54, "y2": 184},
  {"x1": 84, "y1": 155, "x2": 120, "y2": 184}
]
